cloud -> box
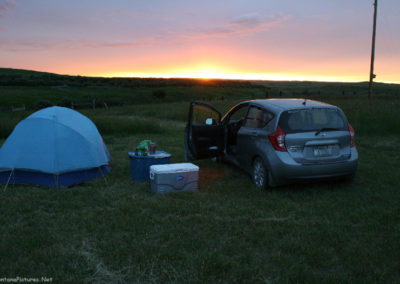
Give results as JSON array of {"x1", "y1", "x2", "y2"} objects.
[
  {"x1": 231, "y1": 13, "x2": 262, "y2": 28},
  {"x1": 0, "y1": 0, "x2": 17, "y2": 30},
  {"x1": 230, "y1": 13, "x2": 291, "y2": 34},
  {"x1": 0, "y1": 37, "x2": 165, "y2": 52},
  {"x1": 184, "y1": 13, "x2": 291, "y2": 40},
  {"x1": 0, "y1": 40, "x2": 64, "y2": 52},
  {"x1": 0, "y1": 12, "x2": 290, "y2": 52},
  {"x1": 88, "y1": 17, "x2": 104, "y2": 23},
  {"x1": 0, "y1": 0, "x2": 17, "y2": 17},
  {"x1": 88, "y1": 8, "x2": 175, "y2": 24}
]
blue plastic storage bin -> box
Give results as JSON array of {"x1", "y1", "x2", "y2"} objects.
[{"x1": 128, "y1": 151, "x2": 171, "y2": 182}]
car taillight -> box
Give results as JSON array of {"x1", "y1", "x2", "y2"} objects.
[
  {"x1": 348, "y1": 122, "x2": 355, "y2": 147},
  {"x1": 268, "y1": 125, "x2": 287, "y2": 151}
]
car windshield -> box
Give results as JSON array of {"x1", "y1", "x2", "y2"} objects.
[{"x1": 279, "y1": 108, "x2": 347, "y2": 133}]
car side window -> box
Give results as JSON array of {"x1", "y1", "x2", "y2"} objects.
[
  {"x1": 243, "y1": 106, "x2": 273, "y2": 128},
  {"x1": 228, "y1": 104, "x2": 249, "y2": 124}
]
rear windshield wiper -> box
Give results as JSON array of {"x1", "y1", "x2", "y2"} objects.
[{"x1": 315, "y1": 128, "x2": 341, "y2": 136}]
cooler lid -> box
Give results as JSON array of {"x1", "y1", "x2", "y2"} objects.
[{"x1": 150, "y1": 163, "x2": 199, "y2": 174}]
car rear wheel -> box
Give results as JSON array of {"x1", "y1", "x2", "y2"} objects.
[{"x1": 253, "y1": 157, "x2": 268, "y2": 189}]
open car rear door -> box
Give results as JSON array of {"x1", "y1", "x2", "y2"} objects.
[{"x1": 185, "y1": 101, "x2": 224, "y2": 161}]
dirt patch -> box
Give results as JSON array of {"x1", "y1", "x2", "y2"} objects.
[{"x1": 199, "y1": 167, "x2": 225, "y2": 190}]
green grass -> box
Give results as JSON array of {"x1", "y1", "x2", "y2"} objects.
[{"x1": 0, "y1": 79, "x2": 400, "y2": 282}]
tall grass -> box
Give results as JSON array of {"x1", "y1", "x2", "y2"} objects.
[
  {"x1": 92, "y1": 116, "x2": 165, "y2": 136},
  {"x1": 0, "y1": 111, "x2": 29, "y2": 139},
  {"x1": 324, "y1": 97, "x2": 400, "y2": 135}
]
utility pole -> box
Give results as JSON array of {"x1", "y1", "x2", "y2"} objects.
[{"x1": 368, "y1": 0, "x2": 378, "y2": 99}]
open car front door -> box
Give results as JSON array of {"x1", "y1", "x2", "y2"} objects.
[{"x1": 185, "y1": 101, "x2": 224, "y2": 161}]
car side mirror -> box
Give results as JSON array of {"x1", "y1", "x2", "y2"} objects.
[{"x1": 205, "y1": 118, "x2": 216, "y2": 125}]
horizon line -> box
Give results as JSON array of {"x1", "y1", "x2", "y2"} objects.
[{"x1": 2, "y1": 67, "x2": 399, "y2": 85}]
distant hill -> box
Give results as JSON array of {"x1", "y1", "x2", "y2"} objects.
[
  {"x1": 0, "y1": 68, "x2": 399, "y2": 105},
  {"x1": 0, "y1": 68, "x2": 260, "y2": 88},
  {"x1": 0, "y1": 68, "x2": 59, "y2": 76},
  {"x1": 1, "y1": 67, "x2": 399, "y2": 88}
]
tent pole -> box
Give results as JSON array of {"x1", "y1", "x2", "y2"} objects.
[
  {"x1": 98, "y1": 167, "x2": 108, "y2": 186},
  {"x1": 3, "y1": 169, "x2": 14, "y2": 192}
]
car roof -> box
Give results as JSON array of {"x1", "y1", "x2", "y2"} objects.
[{"x1": 248, "y1": 99, "x2": 335, "y2": 111}]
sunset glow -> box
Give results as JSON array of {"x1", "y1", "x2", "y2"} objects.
[
  {"x1": 0, "y1": 0, "x2": 399, "y2": 83},
  {"x1": 102, "y1": 70, "x2": 363, "y2": 83}
]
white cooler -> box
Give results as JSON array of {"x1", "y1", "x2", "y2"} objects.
[{"x1": 149, "y1": 163, "x2": 199, "y2": 194}]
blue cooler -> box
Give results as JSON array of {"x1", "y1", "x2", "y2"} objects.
[{"x1": 128, "y1": 151, "x2": 171, "y2": 182}]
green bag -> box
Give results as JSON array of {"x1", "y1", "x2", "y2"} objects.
[{"x1": 138, "y1": 140, "x2": 151, "y2": 156}]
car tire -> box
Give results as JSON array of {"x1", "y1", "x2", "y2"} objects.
[{"x1": 253, "y1": 157, "x2": 269, "y2": 190}]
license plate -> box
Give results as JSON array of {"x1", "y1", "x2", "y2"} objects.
[{"x1": 313, "y1": 145, "x2": 332, "y2": 157}]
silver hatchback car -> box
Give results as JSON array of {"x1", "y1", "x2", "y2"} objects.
[{"x1": 185, "y1": 99, "x2": 358, "y2": 189}]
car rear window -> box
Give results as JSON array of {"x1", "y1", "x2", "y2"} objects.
[{"x1": 279, "y1": 108, "x2": 347, "y2": 133}]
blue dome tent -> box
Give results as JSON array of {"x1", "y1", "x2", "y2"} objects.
[{"x1": 0, "y1": 106, "x2": 111, "y2": 188}]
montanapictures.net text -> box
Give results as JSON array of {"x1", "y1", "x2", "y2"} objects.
[{"x1": 0, "y1": 277, "x2": 52, "y2": 283}]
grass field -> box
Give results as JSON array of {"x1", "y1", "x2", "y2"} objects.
[{"x1": 0, "y1": 71, "x2": 399, "y2": 282}]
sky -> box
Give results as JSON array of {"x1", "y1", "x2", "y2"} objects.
[{"x1": 0, "y1": 0, "x2": 399, "y2": 83}]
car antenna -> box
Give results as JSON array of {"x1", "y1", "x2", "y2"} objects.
[{"x1": 302, "y1": 99, "x2": 307, "y2": 105}]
